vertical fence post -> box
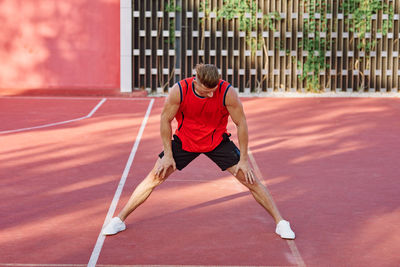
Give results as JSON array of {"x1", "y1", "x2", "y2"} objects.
[
  {"x1": 120, "y1": 0, "x2": 132, "y2": 92},
  {"x1": 175, "y1": 0, "x2": 182, "y2": 84}
]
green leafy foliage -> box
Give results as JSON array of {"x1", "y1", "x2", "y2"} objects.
[
  {"x1": 341, "y1": 0, "x2": 393, "y2": 53},
  {"x1": 164, "y1": 0, "x2": 181, "y2": 45},
  {"x1": 214, "y1": 0, "x2": 280, "y2": 52},
  {"x1": 298, "y1": 0, "x2": 330, "y2": 92}
]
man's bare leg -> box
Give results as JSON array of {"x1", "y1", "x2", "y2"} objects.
[
  {"x1": 118, "y1": 158, "x2": 176, "y2": 221},
  {"x1": 102, "y1": 159, "x2": 176, "y2": 235},
  {"x1": 227, "y1": 166, "x2": 295, "y2": 239},
  {"x1": 227, "y1": 166, "x2": 282, "y2": 224}
]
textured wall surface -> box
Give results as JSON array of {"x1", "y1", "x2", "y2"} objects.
[{"x1": 0, "y1": 0, "x2": 120, "y2": 91}]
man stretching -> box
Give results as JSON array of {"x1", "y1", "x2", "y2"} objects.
[{"x1": 102, "y1": 64, "x2": 295, "y2": 239}]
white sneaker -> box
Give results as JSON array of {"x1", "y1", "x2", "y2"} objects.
[
  {"x1": 275, "y1": 220, "x2": 295, "y2": 239},
  {"x1": 102, "y1": 217, "x2": 126, "y2": 236}
]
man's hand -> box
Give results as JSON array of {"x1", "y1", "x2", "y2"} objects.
[
  {"x1": 233, "y1": 159, "x2": 255, "y2": 184},
  {"x1": 155, "y1": 154, "x2": 176, "y2": 179}
]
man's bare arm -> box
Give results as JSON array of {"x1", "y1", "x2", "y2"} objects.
[
  {"x1": 225, "y1": 88, "x2": 248, "y2": 159},
  {"x1": 156, "y1": 84, "x2": 181, "y2": 178},
  {"x1": 225, "y1": 88, "x2": 255, "y2": 184}
]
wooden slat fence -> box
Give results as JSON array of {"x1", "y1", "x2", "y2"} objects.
[{"x1": 132, "y1": 0, "x2": 400, "y2": 93}]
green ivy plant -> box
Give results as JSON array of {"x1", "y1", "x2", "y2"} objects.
[
  {"x1": 341, "y1": 0, "x2": 394, "y2": 91},
  {"x1": 299, "y1": 0, "x2": 330, "y2": 92},
  {"x1": 215, "y1": 0, "x2": 280, "y2": 53},
  {"x1": 208, "y1": 0, "x2": 280, "y2": 91},
  {"x1": 164, "y1": 0, "x2": 181, "y2": 45}
]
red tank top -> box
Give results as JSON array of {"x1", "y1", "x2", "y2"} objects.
[{"x1": 174, "y1": 77, "x2": 232, "y2": 152}]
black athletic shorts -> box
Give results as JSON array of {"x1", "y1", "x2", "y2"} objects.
[{"x1": 158, "y1": 133, "x2": 240, "y2": 171}]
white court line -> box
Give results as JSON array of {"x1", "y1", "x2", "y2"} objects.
[
  {"x1": 248, "y1": 149, "x2": 306, "y2": 267},
  {"x1": 0, "y1": 98, "x2": 107, "y2": 134},
  {"x1": 88, "y1": 99, "x2": 154, "y2": 267}
]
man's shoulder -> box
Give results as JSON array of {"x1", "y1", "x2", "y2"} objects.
[
  {"x1": 218, "y1": 79, "x2": 232, "y2": 91},
  {"x1": 175, "y1": 77, "x2": 195, "y2": 103},
  {"x1": 224, "y1": 85, "x2": 241, "y2": 107},
  {"x1": 166, "y1": 84, "x2": 182, "y2": 105},
  {"x1": 178, "y1": 77, "x2": 195, "y2": 87}
]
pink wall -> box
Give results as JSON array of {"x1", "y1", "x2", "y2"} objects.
[{"x1": 0, "y1": 0, "x2": 120, "y2": 90}]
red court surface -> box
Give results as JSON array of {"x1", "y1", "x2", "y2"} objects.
[{"x1": 1, "y1": 96, "x2": 400, "y2": 267}]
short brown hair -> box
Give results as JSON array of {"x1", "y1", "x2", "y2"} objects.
[{"x1": 195, "y1": 64, "x2": 220, "y2": 88}]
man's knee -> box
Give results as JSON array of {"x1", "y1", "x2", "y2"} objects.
[
  {"x1": 149, "y1": 165, "x2": 174, "y2": 185},
  {"x1": 239, "y1": 176, "x2": 263, "y2": 191}
]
